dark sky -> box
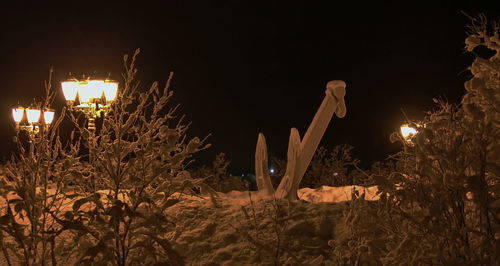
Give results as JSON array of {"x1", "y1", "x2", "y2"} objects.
[{"x1": 0, "y1": 1, "x2": 498, "y2": 173}]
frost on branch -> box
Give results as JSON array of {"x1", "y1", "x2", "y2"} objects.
[{"x1": 463, "y1": 14, "x2": 500, "y2": 121}]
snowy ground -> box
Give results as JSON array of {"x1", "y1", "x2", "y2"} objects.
[
  {"x1": 164, "y1": 185, "x2": 379, "y2": 265},
  {"x1": 167, "y1": 193, "x2": 345, "y2": 265},
  {"x1": 0, "y1": 185, "x2": 380, "y2": 265}
]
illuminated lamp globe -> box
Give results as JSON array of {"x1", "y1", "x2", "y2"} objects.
[
  {"x1": 61, "y1": 80, "x2": 79, "y2": 102},
  {"x1": 400, "y1": 124, "x2": 418, "y2": 140},
  {"x1": 43, "y1": 110, "x2": 55, "y2": 124},
  {"x1": 12, "y1": 107, "x2": 25, "y2": 123},
  {"x1": 102, "y1": 80, "x2": 118, "y2": 102},
  {"x1": 86, "y1": 80, "x2": 106, "y2": 101},
  {"x1": 26, "y1": 109, "x2": 41, "y2": 123},
  {"x1": 76, "y1": 81, "x2": 93, "y2": 105}
]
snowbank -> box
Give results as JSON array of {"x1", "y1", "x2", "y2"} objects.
[
  {"x1": 219, "y1": 185, "x2": 379, "y2": 203},
  {"x1": 298, "y1": 185, "x2": 379, "y2": 203}
]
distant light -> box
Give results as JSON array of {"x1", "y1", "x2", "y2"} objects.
[
  {"x1": 400, "y1": 124, "x2": 418, "y2": 141},
  {"x1": 12, "y1": 107, "x2": 55, "y2": 129},
  {"x1": 270, "y1": 168, "x2": 275, "y2": 174},
  {"x1": 333, "y1": 172, "x2": 338, "y2": 176}
]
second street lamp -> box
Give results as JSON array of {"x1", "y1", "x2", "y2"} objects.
[
  {"x1": 61, "y1": 78, "x2": 119, "y2": 131},
  {"x1": 12, "y1": 106, "x2": 55, "y2": 137}
]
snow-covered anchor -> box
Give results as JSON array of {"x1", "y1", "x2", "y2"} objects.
[
  {"x1": 255, "y1": 133, "x2": 274, "y2": 196},
  {"x1": 255, "y1": 80, "x2": 347, "y2": 200}
]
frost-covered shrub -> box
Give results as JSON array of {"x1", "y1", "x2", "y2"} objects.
[
  {"x1": 463, "y1": 15, "x2": 500, "y2": 122},
  {"x1": 380, "y1": 100, "x2": 498, "y2": 263},
  {"x1": 303, "y1": 145, "x2": 361, "y2": 188},
  {"x1": 0, "y1": 50, "x2": 213, "y2": 265},
  {"x1": 192, "y1": 153, "x2": 250, "y2": 193},
  {"x1": 378, "y1": 16, "x2": 499, "y2": 264},
  {"x1": 328, "y1": 198, "x2": 388, "y2": 265},
  {"x1": 57, "y1": 49, "x2": 212, "y2": 265},
  {"x1": 271, "y1": 145, "x2": 366, "y2": 189},
  {"x1": 324, "y1": 15, "x2": 499, "y2": 265},
  {"x1": 0, "y1": 74, "x2": 79, "y2": 265}
]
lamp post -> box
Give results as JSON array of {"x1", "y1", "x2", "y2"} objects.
[
  {"x1": 61, "y1": 78, "x2": 118, "y2": 191},
  {"x1": 61, "y1": 78, "x2": 118, "y2": 131},
  {"x1": 12, "y1": 106, "x2": 55, "y2": 138}
]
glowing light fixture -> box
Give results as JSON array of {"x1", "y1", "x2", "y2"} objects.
[
  {"x1": 400, "y1": 124, "x2": 418, "y2": 141},
  {"x1": 12, "y1": 107, "x2": 25, "y2": 123},
  {"x1": 43, "y1": 109, "x2": 55, "y2": 124},
  {"x1": 26, "y1": 109, "x2": 41, "y2": 123},
  {"x1": 102, "y1": 80, "x2": 119, "y2": 102},
  {"x1": 61, "y1": 79, "x2": 118, "y2": 106},
  {"x1": 61, "y1": 78, "x2": 119, "y2": 131},
  {"x1": 61, "y1": 81, "x2": 79, "y2": 102},
  {"x1": 79, "y1": 80, "x2": 102, "y2": 104},
  {"x1": 11, "y1": 106, "x2": 54, "y2": 135}
]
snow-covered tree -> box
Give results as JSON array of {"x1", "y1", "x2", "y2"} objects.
[{"x1": 379, "y1": 15, "x2": 499, "y2": 264}]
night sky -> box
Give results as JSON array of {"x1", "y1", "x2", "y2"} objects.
[{"x1": 0, "y1": 1, "x2": 498, "y2": 173}]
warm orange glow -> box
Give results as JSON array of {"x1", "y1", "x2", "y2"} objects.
[
  {"x1": 77, "y1": 82, "x2": 92, "y2": 104},
  {"x1": 12, "y1": 108, "x2": 25, "y2": 123},
  {"x1": 61, "y1": 81, "x2": 79, "y2": 102},
  {"x1": 43, "y1": 110, "x2": 55, "y2": 124},
  {"x1": 102, "y1": 80, "x2": 118, "y2": 102},
  {"x1": 400, "y1": 124, "x2": 418, "y2": 140},
  {"x1": 26, "y1": 109, "x2": 41, "y2": 123},
  {"x1": 88, "y1": 80, "x2": 106, "y2": 99},
  {"x1": 62, "y1": 78, "x2": 119, "y2": 107}
]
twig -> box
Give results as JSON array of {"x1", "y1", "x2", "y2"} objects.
[{"x1": 0, "y1": 232, "x2": 13, "y2": 266}]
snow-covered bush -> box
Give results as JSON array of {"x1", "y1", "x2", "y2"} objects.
[
  {"x1": 0, "y1": 73, "x2": 78, "y2": 265},
  {"x1": 192, "y1": 153, "x2": 250, "y2": 193},
  {"x1": 322, "y1": 15, "x2": 499, "y2": 265},
  {"x1": 303, "y1": 145, "x2": 361, "y2": 188},
  {"x1": 327, "y1": 198, "x2": 388, "y2": 265},
  {"x1": 58, "y1": 49, "x2": 212, "y2": 265},
  {"x1": 0, "y1": 49, "x2": 212, "y2": 265},
  {"x1": 271, "y1": 145, "x2": 370, "y2": 189},
  {"x1": 378, "y1": 16, "x2": 499, "y2": 264}
]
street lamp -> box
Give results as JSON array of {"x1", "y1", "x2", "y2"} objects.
[
  {"x1": 61, "y1": 78, "x2": 118, "y2": 191},
  {"x1": 12, "y1": 106, "x2": 55, "y2": 136},
  {"x1": 400, "y1": 124, "x2": 418, "y2": 142},
  {"x1": 61, "y1": 78, "x2": 118, "y2": 131}
]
